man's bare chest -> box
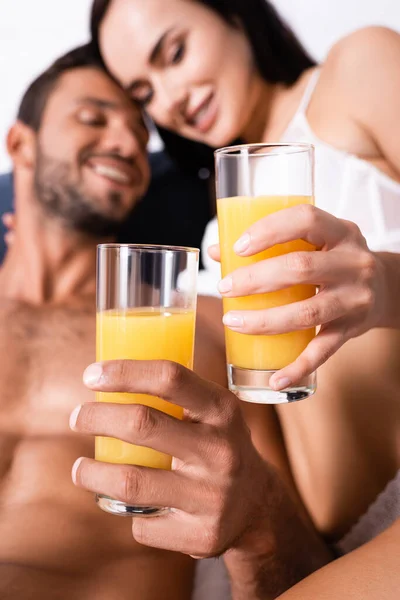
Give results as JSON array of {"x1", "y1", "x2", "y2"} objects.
[
  {"x1": 0, "y1": 302, "x2": 97, "y2": 495},
  {"x1": 0, "y1": 303, "x2": 195, "y2": 597},
  {"x1": 0, "y1": 303, "x2": 111, "y2": 561},
  {"x1": 0, "y1": 303, "x2": 96, "y2": 431}
]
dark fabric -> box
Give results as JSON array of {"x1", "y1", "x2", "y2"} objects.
[
  {"x1": 119, "y1": 151, "x2": 213, "y2": 267},
  {"x1": 0, "y1": 152, "x2": 213, "y2": 267},
  {"x1": 0, "y1": 173, "x2": 14, "y2": 264}
]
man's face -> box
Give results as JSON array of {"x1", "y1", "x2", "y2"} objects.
[{"x1": 33, "y1": 67, "x2": 150, "y2": 237}]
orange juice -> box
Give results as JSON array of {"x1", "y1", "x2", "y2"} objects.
[
  {"x1": 217, "y1": 195, "x2": 316, "y2": 371},
  {"x1": 95, "y1": 308, "x2": 195, "y2": 469}
]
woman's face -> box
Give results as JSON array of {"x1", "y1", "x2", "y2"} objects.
[{"x1": 100, "y1": 0, "x2": 260, "y2": 147}]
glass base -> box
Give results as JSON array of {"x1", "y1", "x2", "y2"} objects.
[
  {"x1": 227, "y1": 365, "x2": 316, "y2": 404},
  {"x1": 96, "y1": 494, "x2": 168, "y2": 517}
]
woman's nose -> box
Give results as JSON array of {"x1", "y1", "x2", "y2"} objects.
[{"x1": 154, "y1": 76, "x2": 189, "y2": 125}]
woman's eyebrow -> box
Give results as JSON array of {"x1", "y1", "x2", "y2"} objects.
[
  {"x1": 125, "y1": 27, "x2": 177, "y2": 94},
  {"x1": 149, "y1": 27, "x2": 176, "y2": 64}
]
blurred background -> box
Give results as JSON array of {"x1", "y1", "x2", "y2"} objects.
[{"x1": 1, "y1": 0, "x2": 400, "y2": 173}]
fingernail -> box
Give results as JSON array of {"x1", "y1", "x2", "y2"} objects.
[
  {"x1": 223, "y1": 312, "x2": 244, "y2": 328},
  {"x1": 72, "y1": 457, "x2": 84, "y2": 485},
  {"x1": 218, "y1": 276, "x2": 232, "y2": 294},
  {"x1": 69, "y1": 405, "x2": 82, "y2": 431},
  {"x1": 234, "y1": 233, "x2": 250, "y2": 255},
  {"x1": 272, "y1": 377, "x2": 292, "y2": 390},
  {"x1": 83, "y1": 363, "x2": 103, "y2": 386}
]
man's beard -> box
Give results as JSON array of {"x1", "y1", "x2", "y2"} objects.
[{"x1": 33, "y1": 148, "x2": 129, "y2": 238}]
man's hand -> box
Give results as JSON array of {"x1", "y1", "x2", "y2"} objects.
[
  {"x1": 70, "y1": 359, "x2": 331, "y2": 598},
  {"x1": 70, "y1": 359, "x2": 276, "y2": 557},
  {"x1": 2, "y1": 213, "x2": 15, "y2": 246}
]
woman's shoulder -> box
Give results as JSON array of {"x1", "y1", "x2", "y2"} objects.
[
  {"x1": 319, "y1": 26, "x2": 400, "y2": 92},
  {"x1": 308, "y1": 27, "x2": 400, "y2": 157},
  {"x1": 327, "y1": 26, "x2": 399, "y2": 57}
]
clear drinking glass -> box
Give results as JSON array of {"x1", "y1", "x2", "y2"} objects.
[
  {"x1": 95, "y1": 244, "x2": 199, "y2": 516},
  {"x1": 215, "y1": 143, "x2": 317, "y2": 404}
]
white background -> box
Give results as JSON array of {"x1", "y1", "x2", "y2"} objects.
[{"x1": 1, "y1": 0, "x2": 400, "y2": 172}]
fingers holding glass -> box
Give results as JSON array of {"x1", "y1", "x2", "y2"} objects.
[
  {"x1": 218, "y1": 250, "x2": 366, "y2": 298},
  {"x1": 83, "y1": 359, "x2": 234, "y2": 426},
  {"x1": 230, "y1": 204, "x2": 363, "y2": 258},
  {"x1": 222, "y1": 290, "x2": 351, "y2": 335},
  {"x1": 70, "y1": 375, "x2": 270, "y2": 557},
  {"x1": 70, "y1": 395, "x2": 235, "y2": 466},
  {"x1": 270, "y1": 323, "x2": 348, "y2": 390},
  {"x1": 72, "y1": 458, "x2": 205, "y2": 514}
]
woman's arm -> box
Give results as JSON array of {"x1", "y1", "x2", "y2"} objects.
[
  {"x1": 277, "y1": 518, "x2": 400, "y2": 600},
  {"x1": 327, "y1": 27, "x2": 400, "y2": 177},
  {"x1": 329, "y1": 28, "x2": 400, "y2": 329}
]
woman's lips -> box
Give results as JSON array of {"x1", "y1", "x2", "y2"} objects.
[{"x1": 186, "y1": 93, "x2": 218, "y2": 135}]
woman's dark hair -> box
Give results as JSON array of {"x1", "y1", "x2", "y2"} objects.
[{"x1": 90, "y1": 0, "x2": 316, "y2": 174}]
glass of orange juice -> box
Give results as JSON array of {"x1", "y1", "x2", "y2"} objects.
[
  {"x1": 215, "y1": 143, "x2": 316, "y2": 405},
  {"x1": 95, "y1": 244, "x2": 199, "y2": 516}
]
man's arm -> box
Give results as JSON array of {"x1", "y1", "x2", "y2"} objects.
[
  {"x1": 197, "y1": 296, "x2": 311, "y2": 498},
  {"x1": 197, "y1": 294, "x2": 333, "y2": 598},
  {"x1": 195, "y1": 295, "x2": 227, "y2": 386},
  {"x1": 378, "y1": 252, "x2": 400, "y2": 330},
  {"x1": 223, "y1": 471, "x2": 333, "y2": 600},
  {"x1": 276, "y1": 518, "x2": 400, "y2": 600}
]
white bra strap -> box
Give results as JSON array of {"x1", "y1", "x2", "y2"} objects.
[{"x1": 297, "y1": 68, "x2": 321, "y2": 114}]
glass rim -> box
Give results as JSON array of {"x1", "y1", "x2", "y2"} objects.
[
  {"x1": 214, "y1": 142, "x2": 314, "y2": 158},
  {"x1": 97, "y1": 243, "x2": 199, "y2": 254}
]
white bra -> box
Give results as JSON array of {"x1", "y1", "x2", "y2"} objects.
[{"x1": 199, "y1": 69, "x2": 400, "y2": 296}]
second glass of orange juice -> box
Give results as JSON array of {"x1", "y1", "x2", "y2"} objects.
[
  {"x1": 215, "y1": 143, "x2": 317, "y2": 404},
  {"x1": 96, "y1": 244, "x2": 199, "y2": 516}
]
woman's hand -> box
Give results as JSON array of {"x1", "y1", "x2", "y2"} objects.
[{"x1": 209, "y1": 204, "x2": 388, "y2": 390}]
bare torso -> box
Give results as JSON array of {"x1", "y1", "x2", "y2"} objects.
[{"x1": 0, "y1": 297, "x2": 194, "y2": 599}]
